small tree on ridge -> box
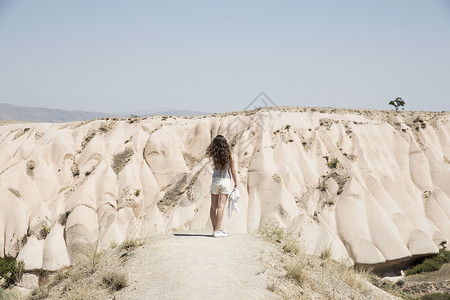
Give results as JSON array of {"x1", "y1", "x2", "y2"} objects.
[{"x1": 389, "y1": 97, "x2": 405, "y2": 111}]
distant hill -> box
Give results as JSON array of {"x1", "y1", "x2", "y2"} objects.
[
  {"x1": 0, "y1": 103, "x2": 210, "y2": 122},
  {"x1": 0, "y1": 103, "x2": 112, "y2": 123},
  {"x1": 125, "y1": 107, "x2": 210, "y2": 117}
]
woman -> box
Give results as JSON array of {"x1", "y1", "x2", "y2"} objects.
[{"x1": 206, "y1": 135, "x2": 238, "y2": 237}]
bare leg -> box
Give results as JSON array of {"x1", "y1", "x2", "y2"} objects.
[
  {"x1": 215, "y1": 194, "x2": 228, "y2": 231},
  {"x1": 210, "y1": 194, "x2": 219, "y2": 231}
]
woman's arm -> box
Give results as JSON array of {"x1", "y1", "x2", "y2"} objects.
[{"x1": 230, "y1": 151, "x2": 238, "y2": 188}]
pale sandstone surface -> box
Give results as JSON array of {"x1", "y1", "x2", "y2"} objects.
[{"x1": 0, "y1": 107, "x2": 449, "y2": 271}]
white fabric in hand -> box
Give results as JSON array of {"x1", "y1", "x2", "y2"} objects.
[{"x1": 227, "y1": 187, "x2": 240, "y2": 219}]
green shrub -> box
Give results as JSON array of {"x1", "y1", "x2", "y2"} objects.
[
  {"x1": 41, "y1": 225, "x2": 50, "y2": 239},
  {"x1": 0, "y1": 258, "x2": 25, "y2": 287},
  {"x1": 405, "y1": 249, "x2": 450, "y2": 276},
  {"x1": 327, "y1": 158, "x2": 339, "y2": 169}
]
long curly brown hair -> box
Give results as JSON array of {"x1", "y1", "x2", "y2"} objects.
[{"x1": 206, "y1": 135, "x2": 231, "y2": 170}]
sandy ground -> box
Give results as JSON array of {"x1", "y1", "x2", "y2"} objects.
[
  {"x1": 7, "y1": 231, "x2": 403, "y2": 299},
  {"x1": 115, "y1": 233, "x2": 281, "y2": 300}
]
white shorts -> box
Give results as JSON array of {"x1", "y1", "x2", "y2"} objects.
[{"x1": 210, "y1": 177, "x2": 232, "y2": 195}]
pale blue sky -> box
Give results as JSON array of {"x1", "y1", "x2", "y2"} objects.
[{"x1": 0, "y1": 0, "x2": 449, "y2": 113}]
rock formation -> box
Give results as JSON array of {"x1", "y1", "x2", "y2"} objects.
[{"x1": 0, "y1": 107, "x2": 449, "y2": 271}]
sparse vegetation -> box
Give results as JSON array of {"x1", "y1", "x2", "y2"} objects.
[
  {"x1": 13, "y1": 127, "x2": 30, "y2": 140},
  {"x1": 102, "y1": 270, "x2": 128, "y2": 291},
  {"x1": 333, "y1": 262, "x2": 372, "y2": 292},
  {"x1": 285, "y1": 258, "x2": 308, "y2": 285},
  {"x1": 7, "y1": 187, "x2": 20, "y2": 198},
  {"x1": 317, "y1": 180, "x2": 328, "y2": 192},
  {"x1": 343, "y1": 153, "x2": 357, "y2": 161},
  {"x1": 320, "y1": 247, "x2": 332, "y2": 261},
  {"x1": 0, "y1": 258, "x2": 24, "y2": 287},
  {"x1": 159, "y1": 174, "x2": 188, "y2": 214},
  {"x1": 282, "y1": 238, "x2": 300, "y2": 255},
  {"x1": 58, "y1": 210, "x2": 71, "y2": 226},
  {"x1": 71, "y1": 164, "x2": 80, "y2": 177},
  {"x1": 112, "y1": 148, "x2": 134, "y2": 175},
  {"x1": 98, "y1": 122, "x2": 113, "y2": 134},
  {"x1": 26, "y1": 160, "x2": 36, "y2": 177},
  {"x1": 40, "y1": 225, "x2": 50, "y2": 239},
  {"x1": 258, "y1": 219, "x2": 286, "y2": 243},
  {"x1": 413, "y1": 117, "x2": 427, "y2": 130},
  {"x1": 420, "y1": 292, "x2": 450, "y2": 300},
  {"x1": 82, "y1": 129, "x2": 96, "y2": 148},
  {"x1": 259, "y1": 219, "x2": 382, "y2": 299},
  {"x1": 405, "y1": 249, "x2": 450, "y2": 276},
  {"x1": 327, "y1": 157, "x2": 339, "y2": 168},
  {"x1": 120, "y1": 239, "x2": 143, "y2": 252},
  {"x1": 27, "y1": 245, "x2": 131, "y2": 299},
  {"x1": 324, "y1": 198, "x2": 335, "y2": 206},
  {"x1": 0, "y1": 287, "x2": 23, "y2": 300},
  {"x1": 29, "y1": 285, "x2": 50, "y2": 299},
  {"x1": 134, "y1": 189, "x2": 141, "y2": 197},
  {"x1": 72, "y1": 241, "x2": 103, "y2": 271}
]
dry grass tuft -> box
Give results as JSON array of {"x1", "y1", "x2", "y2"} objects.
[
  {"x1": 322, "y1": 259, "x2": 372, "y2": 295},
  {"x1": 70, "y1": 241, "x2": 103, "y2": 271},
  {"x1": 259, "y1": 219, "x2": 383, "y2": 299},
  {"x1": 282, "y1": 238, "x2": 300, "y2": 255},
  {"x1": 102, "y1": 270, "x2": 128, "y2": 291},
  {"x1": 27, "y1": 244, "x2": 132, "y2": 299},
  {"x1": 28, "y1": 286, "x2": 49, "y2": 300},
  {"x1": 110, "y1": 241, "x2": 118, "y2": 249},
  {"x1": 0, "y1": 288, "x2": 24, "y2": 300},
  {"x1": 258, "y1": 219, "x2": 287, "y2": 243},
  {"x1": 120, "y1": 239, "x2": 143, "y2": 251},
  {"x1": 285, "y1": 258, "x2": 308, "y2": 286},
  {"x1": 319, "y1": 247, "x2": 332, "y2": 261}
]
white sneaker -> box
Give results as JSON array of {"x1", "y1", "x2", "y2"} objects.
[{"x1": 213, "y1": 230, "x2": 229, "y2": 237}]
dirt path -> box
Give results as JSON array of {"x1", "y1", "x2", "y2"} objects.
[{"x1": 115, "y1": 233, "x2": 281, "y2": 300}]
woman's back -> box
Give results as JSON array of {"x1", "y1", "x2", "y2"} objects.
[{"x1": 212, "y1": 162, "x2": 231, "y2": 178}]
